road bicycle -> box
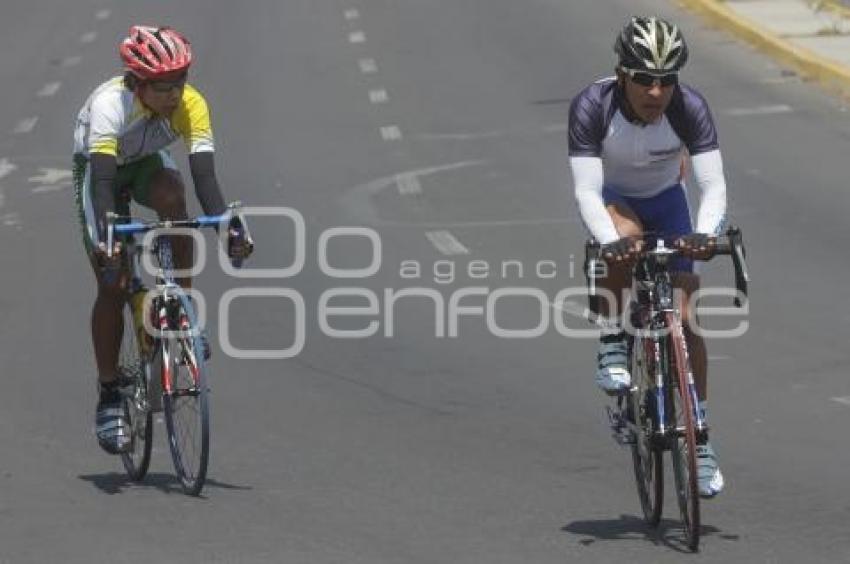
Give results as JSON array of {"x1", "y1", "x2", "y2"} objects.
[
  {"x1": 107, "y1": 203, "x2": 246, "y2": 496},
  {"x1": 585, "y1": 227, "x2": 749, "y2": 551}
]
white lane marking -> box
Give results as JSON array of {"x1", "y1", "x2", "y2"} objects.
[
  {"x1": 378, "y1": 217, "x2": 577, "y2": 228},
  {"x1": 349, "y1": 31, "x2": 366, "y2": 44},
  {"x1": 2, "y1": 212, "x2": 22, "y2": 228},
  {"x1": 37, "y1": 82, "x2": 62, "y2": 97},
  {"x1": 723, "y1": 105, "x2": 793, "y2": 116},
  {"x1": 13, "y1": 117, "x2": 38, "y2": 134},
  {"x1": 29, "y1": 169, "x2": 73, "y2": 195},
  {"x1": 62, "y1": 56, "x2": 83, "y2": 67},
  {"x1": 28, "y1": 168, "x2": 73, "y2": 185},
  {"x1": 369, "y1": 89, "x2": 389, "y2": 104},
  {"x1": 359, "y1": 58, "x2": 378, "y2": 73},
  {"x1": 380, "y1": 125, "x2": 403, "y2": 141},
  {"x1": 0, "y1": 159, "x2": 17, "y2": 179},
  {"x1": 32, "y1": 184, "x2": 71, "y2": 194},
  {"x1": 95, "y1": 9, "x2": 111, "y2": 20},
  {"x1": 395, "y1": 173, "x2": 422, "y2": 195},
  {"x1": 426, "y1": 231, "x2": 470, "y2": 255},
  {"x1": 80, "y1": 31, "x2": 97, "y2": 43},
  {"x1": 831, "y1": 396, "x2": 850, "y2": 407},
  {"x1": 419, "y1": 130, "x2": 503, "y2": 141},
  {"x1": 344, "y1": 9, "x2": 360, "y2": 20},
  {"x1": 339, "y1": 160, "x2": 487, "y2": 224}
]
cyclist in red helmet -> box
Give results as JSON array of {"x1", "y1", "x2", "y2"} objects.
[{"x1": 72, "y1": 25, "x2": 253, "y2": 454}]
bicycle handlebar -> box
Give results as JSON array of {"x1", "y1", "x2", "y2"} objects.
[
  {"x1": 105, "y1": 201, "x2": 244, "y2": 258},
  {"x1": 585, "y1": 226, "x2": 750, "y2": 308}
]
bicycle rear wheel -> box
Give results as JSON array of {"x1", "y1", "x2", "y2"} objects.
[
  {"x1": 162, "y1": 292, "x2": 209, "y2": 496},
  {"x1": 628, "y1": 334, "x2": 663, "y2": 526},
  {"x1": 119, "y1": 300, "x2": 153, "y2": 481},
  {"x1": 666, "y1": 312, "x2": 700, "y2": 551}
]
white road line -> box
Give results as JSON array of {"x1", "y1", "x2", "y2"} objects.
[
  {"x1": 369, "y1": 89, "x2": 388, "y2": 104},
  {"x1": 349, "y1": 31, "x2": 366, "y2": 44},
  {"x1": 723, "y1": 104, "x2": 793, "y2": 116},
  {"x1": 359, "y1": 58, "x2": 378, "y2": 73},
  {"x1": 37, "y1": 82, "x2": 62, "y2": 97},
  {"x1": 831, "y1": 396, "x2": 850, "y2": 407},
  {"x1": 426, "y1": 231, "x2": 470, "y2": 255},
  {"x1": 0, "y1": 158, "x2": 17, "y2": 179},
  {"x1": 380, "y1": 125, "x2": 403, "y2": 141},
  {"x1": 395, "y1": 173, "x2": 421, "y2": 195},
  {"x1": 80, "y1": 31, "x2": 97, "y2": 44},
  {"x1": 2, "y1": 212, "x2": 22, "y2": 228},
  {"x1": 62, "y1": 56, "x2": 83, "y2": 67},
  {"x1": 13, "y1": 117, "x2": 38, "y2": 134},
  {"x1": 419, "y1": 130, "x2": 503, "y2": 141},
  {"x1": 344, "y1": 9, "x2": 360, "y2": 20},
  {"x1": 95, "y1": 9, "x2": 111, "y2": 20},
  {"x1": 379, "y1": 217, "x2": 577, "y2": 228},
  {"x1": 340, "y1": 160, "x2": 488, "y2": 224},
  {"x1": 32, "y1": 184, "x2": 71, "y2": 194},
  {"x1": 28, "y1": 168, "x2": 73, "y2": 184}
]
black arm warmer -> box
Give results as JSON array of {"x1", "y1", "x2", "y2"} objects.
[
  {"x1": 189, "y1": 152, "x2": 227, "y2": 216},
  {"x1": 90, "y1": 153, "x2": 118, "y2": 245}
]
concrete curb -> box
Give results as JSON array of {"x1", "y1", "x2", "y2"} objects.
[{"x1": 680, "y1": 0, "x2": 850, "y2": 95}]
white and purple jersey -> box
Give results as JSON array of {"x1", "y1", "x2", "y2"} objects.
[{"x1": 568, "y1": 77, "x2": 727, "y2": 244}]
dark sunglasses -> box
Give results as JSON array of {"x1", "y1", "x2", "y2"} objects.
[
  {"x1": 148, "y1": 75, "x2": 188, "y2": 93},
  {"x1": 621, "y1": 67, "x2": 678, "y2": 87}
]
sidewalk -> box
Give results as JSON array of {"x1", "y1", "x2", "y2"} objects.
[{"x1": 682, "y1": 0, "x2": 850, "y2": 95}]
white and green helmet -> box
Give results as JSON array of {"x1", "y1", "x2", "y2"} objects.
[{"x1": 615, "y1": 16, "x2": 688, "y2": 73}]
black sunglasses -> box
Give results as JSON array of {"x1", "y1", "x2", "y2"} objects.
[
  {"x1": 148, "y1": 75, "x2": 188, "y2": 93},
  {"x1": 621, "y1": 67, "x2": 678, "y2": 87}
]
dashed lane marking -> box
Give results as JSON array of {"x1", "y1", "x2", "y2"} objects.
[
  {"x1": 37, "y1": 82, "x2": 61, "y2": 97},
  {"x1": 426, "y1": 230, "x2": 470, "y2": 255}
]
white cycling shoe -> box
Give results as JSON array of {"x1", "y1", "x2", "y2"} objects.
[
  {"x1": 696, "y1": 442, "x2": 724, "y2": 498},
  {"x1": 596, "y1": 332, "x2": 631, "y2": 394}
]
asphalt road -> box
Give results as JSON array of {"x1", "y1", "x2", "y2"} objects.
[{"x1": 1, "y1": 0, "x2": 850, "y2": 562}]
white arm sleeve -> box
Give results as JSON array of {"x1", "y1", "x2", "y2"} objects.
[
  {"x1": 570, "y1": 156, "x2": 619, "y2": 244},
  {"x1": 690, "y1": 149, "x2": 728, "y2": 235}
]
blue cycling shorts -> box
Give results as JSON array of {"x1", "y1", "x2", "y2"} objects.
[{"x1": 602, "y1": 184, "x2": 694, "y2": 273}]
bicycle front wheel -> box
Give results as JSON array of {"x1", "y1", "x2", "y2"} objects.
[
  {"x1": 119, "y1": 300, "x2": 153, "y2": 481},
  {"x1": 666, "y1": 312, "x2": 700, "y2": 551},
  {"x1": 628, "y1": 334, "x2": 663, "y2": 526},
  {"x1": 162, "y1": 292, "x2": 209, "y2": 496}
]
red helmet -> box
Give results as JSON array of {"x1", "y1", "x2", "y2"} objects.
[{"x1": 119, "y1": 25, "x2": 192, "y2": 80}]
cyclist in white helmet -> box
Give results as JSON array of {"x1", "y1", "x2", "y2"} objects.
[{"x1": 568, "y1": 16, "x2": 727, "y2": 497}]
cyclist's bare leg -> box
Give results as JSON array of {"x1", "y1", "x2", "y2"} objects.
[
  {"x1": 89, "y1": 258, "x2": 129, "y2": 385},
  {"x1": 598, "y1": 203, "x2": 643, "y2": 321},
  {"x1": 674, "y1": 272, "x2": 707, "y2": 401},
  {"x1": 145, "y1": 169, "x2": 192, "y2": 289}
]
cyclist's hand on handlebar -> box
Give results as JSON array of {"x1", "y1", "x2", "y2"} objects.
[
  {"x1": 227, "y1": 217, "x2": 254, "y2": 260},
  {"x1": 93, "y1": 241, "x2": 123, "y2": 269},
  {"x1": 675, "y1": 232, "x2": 716, "y2": 260},
  {"x1": 601, "y1": 236, "x2": 641, "y2": 264}
]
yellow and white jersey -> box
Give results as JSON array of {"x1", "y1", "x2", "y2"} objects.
[{"x1": 73, "y1": 76, "x2": 215, "y2": 165}]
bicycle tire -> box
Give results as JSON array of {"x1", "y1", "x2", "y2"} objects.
[
  {"x1": 162, "y1": 291, "x2": 209, "y2": 496},
  {"x1": 666, "y1": 312, "x2": 700, "y2": 551},
  {"x1": 119, "y1": 300, "x2": 153, "y2": 481},
  {"x1": 628, "y1": 334, "x2": 663, "y2": 526}
]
